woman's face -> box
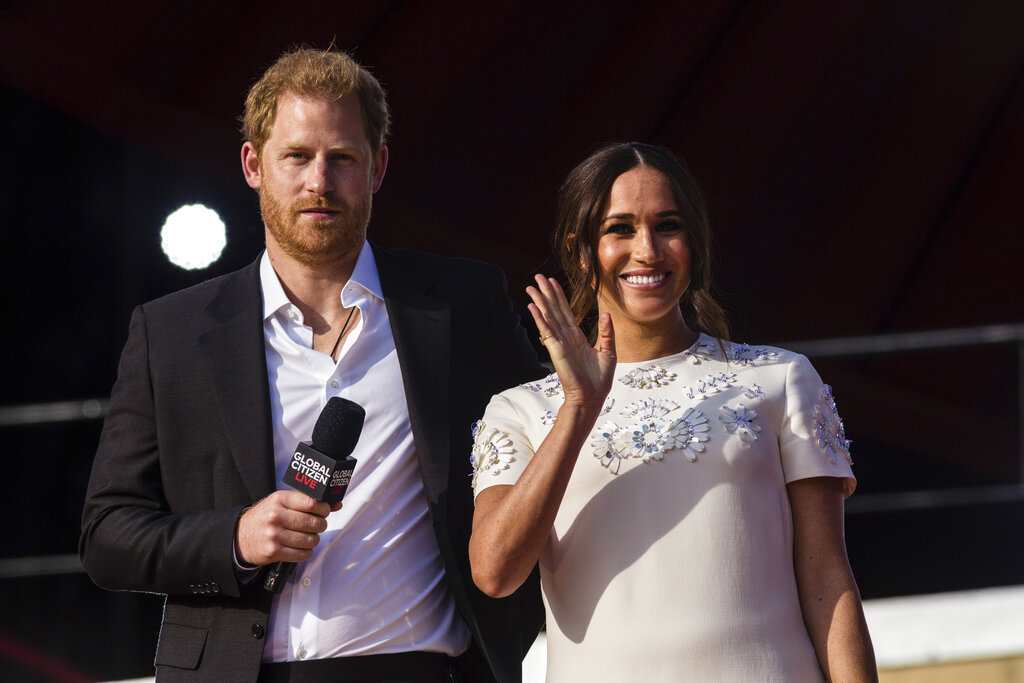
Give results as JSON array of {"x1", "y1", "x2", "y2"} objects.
[{"x1": 594, "y1": 166, "x2": 692, "y2": 328}]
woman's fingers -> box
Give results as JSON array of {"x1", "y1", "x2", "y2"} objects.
[
  {"x1": 526, "y1": 285, "x2": 556, "y2": 340},
  {"x1": 527, "y1": 302, "x2": 554, "y2": 343},
  {"x1": 527, "y1": 276, "x2": 558, "y2": 329},
  {"x1": 527, "y1": 278, "x2": 561, "y2": 341},
  {"x1": 536, "y1": 275, "x2": 576, "y2": 329},
  {"x1": 528, "y1": 274, "x2": 578, "y2": 339},
  {"x1": 595, "y1": 312, "x2": 615, "y2": 356}
]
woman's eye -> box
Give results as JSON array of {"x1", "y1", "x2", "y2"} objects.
[
  {"x1": 657, "y1": 221, "x2": 683, "y2": 232},
  {"x1": 605, "y1": 223, "x2": 633, "y2": 235}
]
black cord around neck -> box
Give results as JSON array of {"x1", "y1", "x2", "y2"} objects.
[{"x1": 329, "y1": 306, "x2": 356, "y2": 359}]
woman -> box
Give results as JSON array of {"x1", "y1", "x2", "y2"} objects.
[{"x1": 469, "y1": 143, "x2": 877, "y2": 681}]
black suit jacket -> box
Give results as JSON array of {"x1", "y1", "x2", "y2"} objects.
[{"x1": 80, "y1": 245, "x2": 546, "y2": 682}]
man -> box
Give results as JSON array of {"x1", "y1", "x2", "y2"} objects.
[{"x1": 80, "y1": 47, "x2": 545, "y2": 682}]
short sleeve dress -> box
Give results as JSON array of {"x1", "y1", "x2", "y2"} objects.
[{"x1": 471, "y1": 335, "x2": 856, "y2": 682}]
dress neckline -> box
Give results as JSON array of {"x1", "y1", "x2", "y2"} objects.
[{"x1": 615, "y1": 332, "x2": 711, "y2": 368}]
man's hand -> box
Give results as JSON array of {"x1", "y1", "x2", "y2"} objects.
[{"x1": 235, "y1": 491, "x2": 342, "y2": 566}]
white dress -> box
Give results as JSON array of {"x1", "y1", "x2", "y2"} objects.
[{"x1": 472, "y1": 334, "x2": 856, "y2": 682}]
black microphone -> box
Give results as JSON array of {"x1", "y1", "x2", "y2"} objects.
[{"x1": 263, "y1": 396, "x2": 365, "y2": 593}]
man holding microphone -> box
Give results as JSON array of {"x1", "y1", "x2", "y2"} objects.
[{"x1": 81, "y1": 47, "x2": 544, "y2": 682}]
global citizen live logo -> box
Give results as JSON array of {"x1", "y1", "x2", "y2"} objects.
[
  {"x1": 290, "y1": 451, "x2": 330, "y2": 490},
  {"x1": 283, "y1": 442, "x2": 357, "y2": 503}
]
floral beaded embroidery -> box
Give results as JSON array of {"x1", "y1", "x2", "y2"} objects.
[
  {"x1": 591, "y1": 421, "x2": 629, "y2": 473},
  {"x1": 683, "y1": 338, "x2": 780, "y2": 367},
  {"x1": 621, "y1": 397, "x2": 679, "y2": 419},
  {"x1": 630, "y1": 405, "x2": 704, "y2": 464},
  {"x1": 680, "y1": 372, "x2": 738, "y2": 401},
  {"x1": 727, "y1": 343, "x2": 779, "y2": 366},
  {"x1": 674, "y1": 409, "x2": 710, "y2": 461},
  {"x1": 684, "y1": 339, "x2": 717, "y2": 364},
  {"x1": 469, "y1": 421, "x2": 517, "y2": 489},
  {"x1": 591, "y1": 398, "x2": 709, "y2": 473},
  {"x1": 742, "y1": 384, "x2": 764, "y2": 399},
  {"x1": 617, "y1": 365, "x2": 677, "y2": 389},
  {"x1": 521, "y1": 373, "x2": 563, "y2": 398},
  {"x1": 813, "y1": 384, "x2": 853, "y2": 464},
  {"x1": 719, "y1": 404, "x2": 761, "y2": 442}
]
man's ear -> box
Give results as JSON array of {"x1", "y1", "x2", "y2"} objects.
[
  {"x1": 371, "y1": 144, "x2": 389, "y2": 193},
  {"x1": 241, "y1": 141, "x2": 261, "y2": 190}
]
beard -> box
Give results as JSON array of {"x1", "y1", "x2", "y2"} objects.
[{"x1": 260, "y1": 186, "x2": 372, "y2": 268}]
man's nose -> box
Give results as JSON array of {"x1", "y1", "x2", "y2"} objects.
[{"x1": 306, "y1": 158, "x2": 334, "y2": 194}]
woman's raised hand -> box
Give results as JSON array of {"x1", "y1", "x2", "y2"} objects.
[{"x1": 526, "y1": 275, "x2": 616, "y2": 409}]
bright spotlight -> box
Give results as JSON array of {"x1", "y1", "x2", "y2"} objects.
[{"x1": 160, "y1": 204, "x2": 227, "y2": 270}]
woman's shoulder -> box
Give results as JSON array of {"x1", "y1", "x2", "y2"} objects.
[
  {"x1": 494, "y1": 370, "x2": 566, "y2": 408},
  {"x1": 478, "y1": 372, "x2": 563, "y2": 443}
]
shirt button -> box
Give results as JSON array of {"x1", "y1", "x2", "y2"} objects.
[
  {"x1": 296, "y1": 649, "x2": 307, "y2": 660},
  {"x1": 301, "y1": 577, "x2": 311, "y2": 587},
  {"x1": 328, "y1": 379, "x2": 340, "y2": 389},
  {"x1": 251, "y1": 624, "x2": 264, "y2": 639}
]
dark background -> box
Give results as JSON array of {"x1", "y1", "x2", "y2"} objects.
[{"x1": 1, "y1": 1, "x2": 1022, "y2": 680}]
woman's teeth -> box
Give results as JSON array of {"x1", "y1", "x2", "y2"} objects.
[{"x1": 624, "y1": 273, "x2": 667, "y2": 285}]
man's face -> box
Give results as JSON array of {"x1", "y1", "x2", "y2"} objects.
[{"x1": 242, "y1": 93, "x2": 388, "y2": 268}]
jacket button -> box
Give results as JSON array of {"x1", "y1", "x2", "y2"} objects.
[{"x1": 251, "y1": 624, "x2": 265, "y2": 639}]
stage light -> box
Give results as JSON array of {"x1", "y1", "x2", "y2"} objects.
[{"x1": 160, "y1": 204, "x2": 227, "y2": 270}]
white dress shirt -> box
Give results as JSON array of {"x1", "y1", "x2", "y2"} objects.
[{"x1": 259, "y1": 243, "x2": 470, "y2": 662}]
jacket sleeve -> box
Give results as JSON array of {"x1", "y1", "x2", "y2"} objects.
[{"x1": 79, "y1": 305, "x2": 248, "y2": 599}]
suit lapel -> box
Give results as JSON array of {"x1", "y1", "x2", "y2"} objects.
[
  {"x1": 199, "y1": 259, "x2": 277, "y2": 501},
  {"x1": 374, "y1": 246, "x2": 452, "y2": 508},
  {"x1": 189, "y1": 249, "x2": 453, "y2": 506}
]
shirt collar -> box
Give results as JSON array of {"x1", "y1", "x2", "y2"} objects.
[
  {"x1": 344, "y1": 240, "x2": 383, "y2": 306},
  {"x1": 260, "y1": 251, "x2": 291, "y2": 322},
  {"x1": 259, "y1": 241, "x2": 382, "y2": 323}
]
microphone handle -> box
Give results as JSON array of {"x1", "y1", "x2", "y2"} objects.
[{"x1": 263, "y1": 561, "x2": 296, "y2": 593}]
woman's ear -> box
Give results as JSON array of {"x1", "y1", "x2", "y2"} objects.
[{"x1": 567, "y1": 234, "x2": 589, "y2": 272}]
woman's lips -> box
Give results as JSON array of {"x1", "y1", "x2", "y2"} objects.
[{"x1": 621, "y1": 272, "x2": 669, "y2": 286}]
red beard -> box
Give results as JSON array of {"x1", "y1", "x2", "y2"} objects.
[{"x1": 260, "y1": 189, "x2": 372, "y2": 268}]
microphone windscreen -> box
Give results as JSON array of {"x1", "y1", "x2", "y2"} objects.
[{"x1": 312, "y1": 396, "x2": 365, "y2": 458}]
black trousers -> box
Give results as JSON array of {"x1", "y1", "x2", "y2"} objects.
[{"x1": 258, "y1": 651, "x2": 460, "y2": 683}]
